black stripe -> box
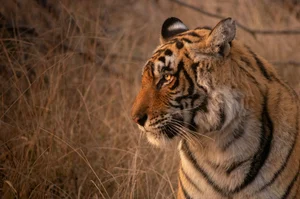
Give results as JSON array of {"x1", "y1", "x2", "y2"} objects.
[
  {"x1": 178, "y1": 31, "x2": 201, "y2": 38},
  {"x1": 181, "y1": 167, "x2": 203, "y2": 193},
  {"x1": 162, "y1": 124, "x2": 177, "y2": 138},
  {"x1": 175, "y1": 94, "x2": 198, "y2": 104},
  {"x1": 179, "y1": 176, "x2": 193, "y2": 199},
  {"x1": 170, "y1": 78, "x2": 179, "y2": 90},
  {"x1": 197, "y1": 84, "x2": 208, "y2": 94},
  {"x1": 195, "y1": 26, "x2": 212, "y2": 30},
  {"x1": 144, "y1": 61, "x2": 155, "y2": 78},
  {"x1": 184, "y1": 52, "x2": 191, "y2": 59},
  {"x1": 255, "y1": 56, "x2": 272, "y2": 81},
  {"x1": 191, "y1": 62, "x2": 199, "y2": 73},
  {"x1": 175, "y1": 91, "x2": 204, "y2": 105},
  {"x1": 168, "y1": 101, "x2": 183, "y2": 110},
  {"x1": 181, "y1": 140, "x2": 230, "y2": 196},
  {"x1": 191, "y1": 62, "x2": 208, "y2": 92},
  {"x1": 190, "y1": 94, "x2": 200, "y2": 107},
  {"x1": 194, "y1": 96, "x2": 208, "y2": 113},
  {"x1": 144, "y1": 61, "x2": 154, "y2": 71},
  {"x1": 156, "y1": 78, "x2": 166, "y2": 90},
  {"x1": 222, "y1": 120, "x2": 246, "y2": 151},
  {"x1": 247, "y1": 48, "x2": 272, "y2": 81},
  {"x1": 238, "y1": 65, "x2": 258, "y2": 84},
  {"x1": 226, "y1": 157, "x2": 251, "y2": 175},
  {"x1": 188, "y1": 96, "x2": 208, "y2": 131},
  {"x1": 291, "y1": 179, "x2": 300, "y2": 199},
  {"x1": 240, "y1": 56, "x2": 255, "y2": 71},
  {"x1": 178, "y1": 32, "x2": 201, "y2": 38},
  {"x1": 205, "y1": 159, "x2": 222, "y2": 170},
  {"x1": 161, "y1": 66, "x2": 172, "y2": 72},
  {"x1": 275, "y1": 88, "x2": 282, "y2": 108},
  {"x1": 189, "y1": 108, "x2": 199, "y2": 131},
  {"x1": 205, "y1": 157, "x2": 251, "y2": 176},
  {"x1": 170, "y1": 90, "x2": 181, "y2": 95},
  {"x1": 182, "y1": 38, "x2": 192, "y2": 43},
  {"x1": 215, "y1": 104, "x2": 226, "y2": 131},
  {"x1": 281, "y1": 166, "x2": 300, "y2": 199},
  {"x1": 272, "y1": 75, "x2": 297, "y2": 100},
  {"x1": 191, "y1": 62, "x2": 199, "y2": 85},
  {"x1": 182, "y1": 66, "x2": 194, "y2": 95},
  {"x1": 258, "y1": 103, "x2": 299, "y2": 192},
  {"x1": 170, "y1": 60, "x2": 184, "y2": 90},
  {"x1": 235, "y1": 62, "x2": 265, "y2": 95},
  {"x1": 187, "y1": 32, "x2": 201, "y2": 37},
  {"x1": 193, "y1": 96, "x2": 208, "y2": 113},
  {"x1": 235, "y1": 93, "x2": 273, "y2": 192},
  {"x1": 153, "y1": 48, "x2": 165, "y2": 55},
  {"x1": 240, "y1": 56, "x2": 251, "y2": 66}
]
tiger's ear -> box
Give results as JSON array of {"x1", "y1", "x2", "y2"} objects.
[
  {"x1": 160, "y1": 17, "x2": 189, "y2": 44},
  {"x1": 207, "y1": 18, "x2": 236, "y2": 56}
]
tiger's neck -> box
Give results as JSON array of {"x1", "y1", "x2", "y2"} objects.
[
  {"x1": 177, "y1": 116, "x2": 262, "y2": 197},
  {"x1": 177, "y1": 90, "x2": 274, "y2": 197},
  {"x1": 179, "y1": 112, "x2": 260, "y2": 169}
]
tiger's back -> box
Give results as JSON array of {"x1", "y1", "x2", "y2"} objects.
[{"x1": 131, "y1": 17, "x2": 300, "y2": 198}]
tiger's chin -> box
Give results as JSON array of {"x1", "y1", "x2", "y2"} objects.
[{"x1": 145, "y1": 128, "x2": 178, "y2": 147}]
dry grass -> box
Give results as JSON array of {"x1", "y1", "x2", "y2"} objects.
[{"x1": 0, "y1": 0, "x2": 299, "y2": 198}]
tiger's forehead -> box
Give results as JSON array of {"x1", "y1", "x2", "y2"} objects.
[
  {"x1": 143, "y1": 46, "x2": 179, "y2": 77},
  {"x1": 143, "y1": 28, "x2": 211, "y2": 76},
  {"x1": 155, "y1": 28, "x2": 210, "y2": 53}
]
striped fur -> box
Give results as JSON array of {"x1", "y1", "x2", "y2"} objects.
[{"x1": 131, "y1": 17, "x2": 300, "y2": 198}]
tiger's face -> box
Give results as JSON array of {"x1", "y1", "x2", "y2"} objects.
[{"x1": 131, "y1": 17, "x2": 236, "y2": 146}]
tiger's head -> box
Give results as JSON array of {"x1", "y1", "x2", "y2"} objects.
[{"x1": 131, "y1": 17, "x2": 240, "y2": 146}]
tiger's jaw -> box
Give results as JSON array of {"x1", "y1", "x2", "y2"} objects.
[
  {"x1": 138, "y1": 114, "x2": 185, "y2": 146},
  {"x1": 137, "y1": 126, "x2": 176, "y2": 147},
  {"x1": 143, "y1": 126, "x2": 177, "y2": 146}
]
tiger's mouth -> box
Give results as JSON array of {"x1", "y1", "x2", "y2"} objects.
[
  {"x1": 147, "y1": 114, "x2": 185, "y2": 138},
  {"x1": 143, "y1": 112, "x2": 198, "y2": 146},
  {"x1": 159, "y1": 124, "x2": 179, "y2": 138}
]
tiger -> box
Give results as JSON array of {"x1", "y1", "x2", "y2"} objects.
[{"x1": 131, "y1": 17, "x2": 300, "y2": 199}]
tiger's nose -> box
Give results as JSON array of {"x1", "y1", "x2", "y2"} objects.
[{"x1": 132, "y1": 114, "x2": 148, "y2": 127}]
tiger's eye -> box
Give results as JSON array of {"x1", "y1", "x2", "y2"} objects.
[{"x1": 164, "y1": 74, "x2": 172, "y2": 81}]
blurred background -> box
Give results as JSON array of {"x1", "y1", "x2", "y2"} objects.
[{"x1": 0, "y1": 0, "x2": 299, "y2": 198}]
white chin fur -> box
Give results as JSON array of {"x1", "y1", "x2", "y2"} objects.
[{"x1": 146, "y1": 133, "x2": 171, "y2": 147}]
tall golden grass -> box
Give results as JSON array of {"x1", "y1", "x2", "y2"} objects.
[{"x1": 0, "y1": 0, "x2": 299, "y2": 198}]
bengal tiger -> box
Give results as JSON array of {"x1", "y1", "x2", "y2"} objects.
[{"x1": 131, "y1": 17, "x2": 300, "y2": 199}]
